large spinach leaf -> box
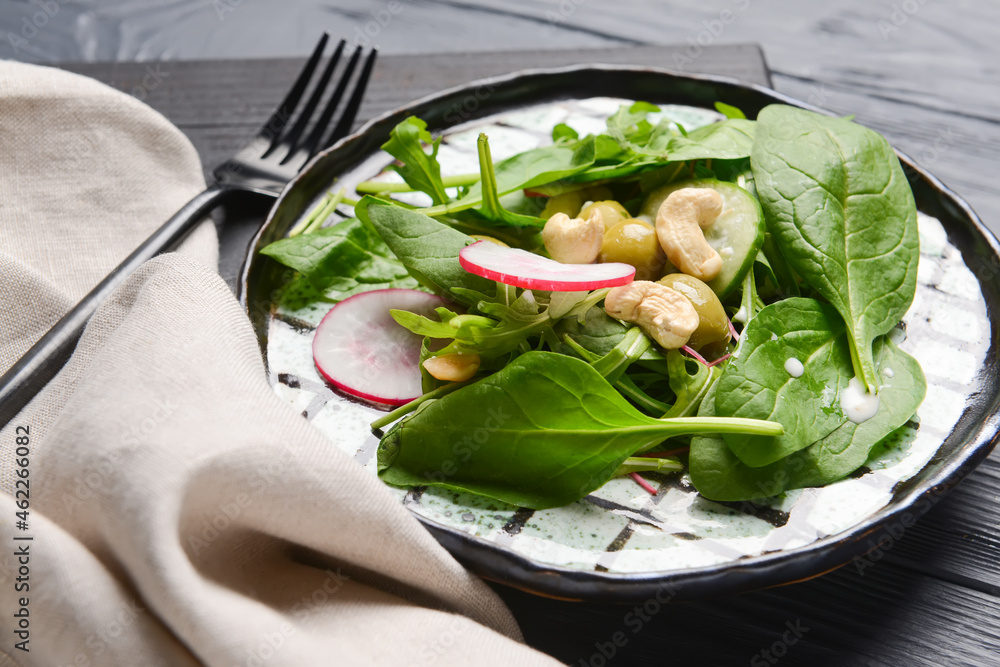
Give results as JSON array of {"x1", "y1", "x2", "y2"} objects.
[
  {"x1": 356, "y1": 197, "x2": 494, "y2": 306},
  {"x1": 377, "y1": 351, "x2": 782, "y2": 509},
  {"x1": 259, "y1": 217, "x2": 418, "y2": 300},
  {"x1": 751, "y1": 105, "x2": 919, "y2": 393},
  {"x1": 716, "y1": 299, "x2": 851, "y2": 467},
  {"x1": 690, "y1": 336, "x2": 925, "y2": 501}
]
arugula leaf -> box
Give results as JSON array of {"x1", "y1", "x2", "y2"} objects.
[
  {"x1": 751, "y1": 105, "x2": 919, "y2": 393},
  {"x1": 259, "y1": 217, "x2": 418, "y2": 300},
  {"x1": 689, "y1": 336, "x2": 925, "y2": 501},
  {"x1": 472, "y1": 133, "x2": 546, "y2": 227},
  {"x1": 428, "y1": 137, "x2": 598, "y2": 216},
  {"x1": 606, "y1": 101, "x2": 662, "y2": 151},
  {"x1": 356, "y1": 197, "x2": 494, "y2": 306},
  {"x1": 377, "y1": 351, "x2": 783, "y2": 509},
  {"x1": 716, "y1": 299, "x2": 852, "y2": 467},
  {"x1": 382, "y1": 117, "x2": 449, "y2": 205}
]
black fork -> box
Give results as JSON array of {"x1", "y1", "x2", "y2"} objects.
[{"x1": 0, "y1": 34, "x2": 377, "y2": 427}]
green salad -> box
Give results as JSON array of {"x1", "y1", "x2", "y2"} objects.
[{"x1": 261, "y1": 100, "x2": 926, "y2": 508}]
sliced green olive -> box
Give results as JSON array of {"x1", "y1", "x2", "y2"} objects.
[
  {"x1": 658, "y1": 273, "x2": 730, "y2": 352},
  {"x1": 580, "y1": 200, "x2": 629, "y2": 228},
  {"x1": 600, "y1": 218, "x2": 665, "y2": 280}
]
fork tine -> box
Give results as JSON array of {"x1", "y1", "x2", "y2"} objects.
[
  {"x1": 273, "y1": 39, "x2": 346, "y2": 163},
  {"x1": 315, "y1": 47, "x2": 378, "y2": 157},
  {"x1": 259, "y1": 32, "x2": 329, "y2": 153},
  {"x1": 294, "y1": 45, "x2": 363, "y2": 161}
]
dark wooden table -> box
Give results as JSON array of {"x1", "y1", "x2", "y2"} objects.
[{"x1": 54, "y1": 35, "x2": 1000, "y2": 667}]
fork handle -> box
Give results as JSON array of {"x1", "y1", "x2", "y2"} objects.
[{"x1": 0, "y1": 182, "x2": 237, "y2": 428}]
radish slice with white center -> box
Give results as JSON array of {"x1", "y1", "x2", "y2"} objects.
[
  {"x1": 313, "y1": 289, "x2": 449, "y2": 406},
  {"x1": 459, "y1": 240, "x2": 635, "y2": 291}
]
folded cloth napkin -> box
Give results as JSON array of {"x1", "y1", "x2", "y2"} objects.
[{"x1": 0, "y1": 61, "x2": 560, "y2": 667}]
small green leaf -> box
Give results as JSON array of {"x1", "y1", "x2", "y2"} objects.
[
  {"x1": 382, "y1": 117, "x2": 449, "y2": 206},
  {"x1": 714, "y1": 101, "x2": 748, "y2": 120}
]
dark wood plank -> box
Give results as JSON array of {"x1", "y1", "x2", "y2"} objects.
[{"x1": 494, "y1": 555, "x2": 1000, "y2": 666}]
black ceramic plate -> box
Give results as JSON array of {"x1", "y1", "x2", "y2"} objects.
[{"x1": 240, "y1": 65, "x2": 1000, "y2": 602}]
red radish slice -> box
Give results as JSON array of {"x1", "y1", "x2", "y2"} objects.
[
  {"x1": 459, "y1": 240, "x2": 635, "y2": 291},
  {"x1": 312, "y1": 289, "x2": 449, "y2": 406}
]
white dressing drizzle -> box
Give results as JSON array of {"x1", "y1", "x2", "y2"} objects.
[
  {"x1": 840, "y1": 377, "x2": 880, "y2": 423},
  {"x1": 784, "y1": 357, "x2": 804, "y2": 378},
  {"x1": 883, "y1": 367, "x2": 895, "y2": 379}
]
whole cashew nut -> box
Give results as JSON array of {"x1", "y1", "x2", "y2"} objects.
[
  {"x1": 542, "y1": 210, "x2": 604, "y2": 264},
  {"x1": 604, "y1": 280, "x2": 700, "y2": 349},
  {"x1": 655, "y1": 188, "x2": 724, "y2": 281}
]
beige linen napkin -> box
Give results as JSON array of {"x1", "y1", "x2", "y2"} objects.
[{"x1": 0, "y1": 61, "x2": 560, "y2": 667}]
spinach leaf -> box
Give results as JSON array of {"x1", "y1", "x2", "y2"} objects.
[
  {"x1": 356, "y1": 196, "x2": 494, "y2": 306},
  {"x1": 716, "y1": 299, "x2": 851, "y2": 467},
  {"x1": 750, "y1": 105, "x2": 919, "y2": 393},
  {"x1": 377, "y1": 351, "x2": 782, "y2": 509},
  {"x1": 552, "y1": 123, "x2": 579, "y2": 142},
  {"x1": 259, "y1": 217, "x2": 418, "y2": 300},
  {"x1": 382, "y1": 117, "x2": 449, "y2": 206},
  {"x1": 689, "y1": 336, "x2": 924, "y2": 501},
  {"x1": 659, "y1": 119, "x2": 756, "y2": 161}
]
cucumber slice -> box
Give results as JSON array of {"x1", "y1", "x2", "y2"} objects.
[{"x1": 640, "y1": 178, "x2": 765, "y2": 299}]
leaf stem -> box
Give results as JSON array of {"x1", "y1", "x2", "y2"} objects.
[
  {"x1": 370, "y1": 380, "x2": 473, "y2": 431},
  {"x1": 616, "y1": 457, "x2": 684, "y2": 476},
  {"x1": 289, "y1": 189, "x2": 343, "y2": 237},
  {"x1": 356, "y1": 173, "x2": 481, "y2": 194},
  {"x1": 655, "y1": 416, "x2": 783, "y2": 437},
  {"x1": 629, "y1": 473, "x2": 658, "y2": 495}
]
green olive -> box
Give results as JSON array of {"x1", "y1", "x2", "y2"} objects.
[
  {"x1": 581, "y1": 200, "x2": 629, "y2": 228},
  {"x1": 600, "y1": 218, "x2": 665, "y2": 280},
  {"x1": 540, "y1": 190, "x2": 586, "y2": 219},
  {"x1": 658, "y1": 273, "x2": 730, "y2": 352}
]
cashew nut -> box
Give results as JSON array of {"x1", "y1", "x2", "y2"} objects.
[
  {"x1": 423, "y1": 353, "x2": 480, "y2": 382},
  {"x1": 655, "y1": 188, "x2": 724, "y2": 281},
  {"x1": 604, "y1": 280, "x2": 699, "y2": 349},
  {"x1": 542, "y1": 211, "x2": 604, "y2": 264}
]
